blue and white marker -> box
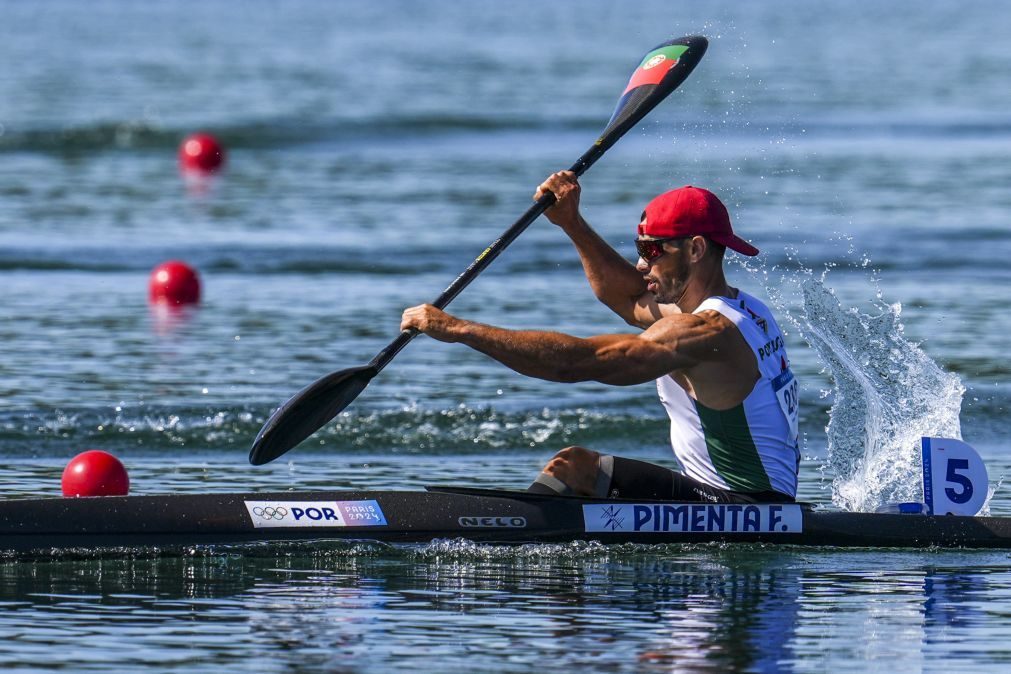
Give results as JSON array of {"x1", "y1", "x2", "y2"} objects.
[
  {"x1": 877, "y1": 436, "x2": 989, "y2": 516},
  {"x1": 921, "y1": 436, "x2": 989, "y2": 516}
]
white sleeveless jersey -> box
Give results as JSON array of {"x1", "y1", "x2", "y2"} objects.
[{"x1": 656, "y1": 292, "x2": 800, "y2": 497}]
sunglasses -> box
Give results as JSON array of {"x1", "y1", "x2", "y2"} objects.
[{"x1": 635, "y1": 237, "x2": 685, "y2": 263}]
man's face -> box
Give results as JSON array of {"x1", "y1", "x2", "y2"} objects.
[{"x1": 635, "y1": 233, "x2": 693, "y2": 305}]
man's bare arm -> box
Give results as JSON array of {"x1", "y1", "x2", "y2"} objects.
[
  {"x1": 401, "y1": 304, "x2": 730, "y2": 385},
  {"x1": 537, "y1": 172, "x2": 657, "y2": 327}
]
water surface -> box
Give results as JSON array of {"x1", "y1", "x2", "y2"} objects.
[{"x1": 2, "y1": 0, "x2": 1011, "y2": 671}]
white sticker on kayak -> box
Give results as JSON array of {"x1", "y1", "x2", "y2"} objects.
[
  {"x1": 582, "y1": 503, "x2": 803, "y2": 534},
  {"x1": 244, "y1": 500, "x2": 387, "y2": 528}
]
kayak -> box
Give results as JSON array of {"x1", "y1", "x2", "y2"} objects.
[{"x1": 2, "y1": 486, "x2": 1010, "y2": 552}]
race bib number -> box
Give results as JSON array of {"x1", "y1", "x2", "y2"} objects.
[
  {"x1": 921, "y1": 437, "x2": 988, "y2": 516},
  {"x1": 772, "y1": 369, "x2": 800, "y2": 443}
]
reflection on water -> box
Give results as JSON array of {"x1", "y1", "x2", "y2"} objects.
[{"x1": 3, "y1": 545, "x2": 1011, "y2": 672}]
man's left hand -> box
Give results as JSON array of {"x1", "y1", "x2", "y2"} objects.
[{"x1": 401, "y1": 304, "x2": 462, "y2": 343}]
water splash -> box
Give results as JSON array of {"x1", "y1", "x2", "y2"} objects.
[
  {"x1": 801, "y1": 278, "x2": 963, "y2": 510},
  {"x1": 757, "y1": 261, "x2": 965, "y2": 512}
]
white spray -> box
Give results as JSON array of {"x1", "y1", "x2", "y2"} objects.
[{"x1": 750, "y1": 260, "x2": 965, "y2": 512}]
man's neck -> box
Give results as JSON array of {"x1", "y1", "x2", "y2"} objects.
[{"x1": 676, "y1": 266, "x2": 732, "y2": 314}]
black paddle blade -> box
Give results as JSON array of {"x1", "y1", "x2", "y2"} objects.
[
  {"x1": 596, "y1": 35, "x2": 708, "y2": 153},
  {"x1": 248, "y1": 365, "x2": 378, "y2": 465}
]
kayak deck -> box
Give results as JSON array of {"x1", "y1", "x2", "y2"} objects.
[{"x1": 1, "y1": 486, "x2": 1010, "y2": 552}]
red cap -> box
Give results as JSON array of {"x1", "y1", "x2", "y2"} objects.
[{"x1": 637, "y1": 186, "x2": 759, "y2": 256}]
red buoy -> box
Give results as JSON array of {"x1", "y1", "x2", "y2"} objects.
[
  {"x1": 62, "y1": 450, "x2": 130, "y2": 497},
  {"x1": 179, "y1": 132, "x2": 225, "y2": 173},
  {"x1": 149, "y1": 260, "x2": 201, "y2": 305}
]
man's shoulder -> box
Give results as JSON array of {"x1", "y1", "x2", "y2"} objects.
[
  {"x1": 700, "y1": 289, "x2": 770, "y2": 312},
  {"x1": 701, "y1": 291, "x2": 785, "y2": 333},
  {"x1": 646, "y1": 310, "x2": 738, "y2": 344},
  {"x1": 734, "y1": 290, "x2": 778, "y2": 317}
]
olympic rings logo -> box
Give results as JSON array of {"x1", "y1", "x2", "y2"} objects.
[{"x1": 252, "y1": 506, "x2": 289, "y2": 520}]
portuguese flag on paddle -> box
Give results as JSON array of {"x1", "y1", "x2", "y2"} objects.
[{"x1": 622, "y1": 44, "x2": 690, "y2": 95}]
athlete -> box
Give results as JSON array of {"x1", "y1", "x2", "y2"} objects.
[{"x1": 401, "y1": 171, "x2": 800, "y2": 503}]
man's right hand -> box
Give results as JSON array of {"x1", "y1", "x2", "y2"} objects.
[{"x1": 534, "y1": 171, "x2": 582, "y2": 228}]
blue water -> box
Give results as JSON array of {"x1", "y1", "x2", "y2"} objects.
[{"x1": 2, "y1": 0, "x2": 1011, "y2": 671}]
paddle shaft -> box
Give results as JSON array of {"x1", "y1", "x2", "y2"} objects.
[
  {"x1": 367, "y1": 145, "x2": 606, "y2": 375},
  {"x1": 248, "y1": 35, "x2": 708, "y2": 465}
]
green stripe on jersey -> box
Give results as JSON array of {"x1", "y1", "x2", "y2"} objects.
[{"x1": 693, "y1": 401, "x2": 773, "y2": 492}]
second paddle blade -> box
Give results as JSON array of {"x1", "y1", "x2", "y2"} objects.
[{"x1": 249, "y1": 365, "x2": 378, "y2": 465}]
